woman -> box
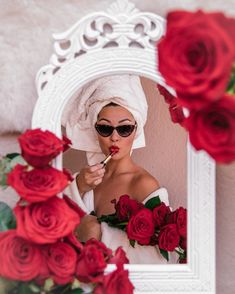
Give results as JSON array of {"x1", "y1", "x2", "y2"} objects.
[{"x1": 63, "y1": 75, "x2": 171, "y2": 263}]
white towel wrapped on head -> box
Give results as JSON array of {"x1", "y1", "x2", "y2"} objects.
[{"x1": 62, "y1": 74, "x2": 148, "y2": 165}]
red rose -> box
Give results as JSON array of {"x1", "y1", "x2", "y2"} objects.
[
  {"x1": 76, "y1": 240, "x2": 107, "y2": 283},
  {"x1": 179, "y1": 258, "x2": 187, "y2": 264},
  {"x1": 85, "y1": 238, "x2": 112, "y2": 260},
  {"x1": 44, "y1": 242, "x2": 77, "y2": 285},
  {"x1": 158, "y1": 224, "x2": 180, "y2": 252},
  {"x1": 152, "y1": 202, "x2": 171, "y2": 229},
  {"x1": 158, "y1": 10, "x2": 235, "y2": 109},
  {"x1": 157, "y1": 85, "x2": 185, "y2": 124},
  {"x1": 18, "y1": 128, "x2": 67, "y2": 168},
  {"x1": 0, "y1": 230, "x2": 44, "y2": 281},
  {"x1": 63, "y1": 194, "x2": 86, "y2": 218},
  {"x1": 209, "y1": 12, "x2": 235, "y2": 52},
  {"x1": 108, "y1": 246, "x2": 129, "y2": 268},
  {"x1": 126, "y1": 208, "x2": 155, "y2": 245},
  {"x1": 157, "y1": 84, "x2": 176, "y2": 105},
  {"x1": 14, "y1": 196, "x2": 80, "y2": 244},
  {"x1": 64, "y1": 232, "x2": 83, "y2": 253},
  {"x1": 167, "y1": 207, "x2": 187, "y2": 238},
  {"x1": 169, "y1": 104, "x2": 185, "y2": 124},
  {"x1": 34, "y1": 260, "x2": 50, "y2": 286},
  {"x1": 184, "y1": 94, "x2": 235, "y2": 163},
  {"x1": 63, "y1": 168, "x2": 74, "y2": 182},
  {"x1": 180, "y1": 237, "x2": 187, "y2": 251},
  {"x1": 62, "y1": 135, "x2": 72, "y2": 152},
  {"x1": 94, "y1": 267, "x2": 134, "y2": 294},
  {"x1": 114, "y1": 195, "x2": 144, "y2": 221},
  {"x1": 7, "y1": 164, "x2": 69, "y2": 203}
]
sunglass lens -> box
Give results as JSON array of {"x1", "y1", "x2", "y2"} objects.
[
  {"x1": 96, "y1": 125, "x2": 113, "y2": 137},
  {"x1": 117, "y1": 125, "x2": 135, "y2": 137}
]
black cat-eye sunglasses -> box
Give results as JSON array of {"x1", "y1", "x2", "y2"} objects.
[{"x1": 95, "y1": 122, "x2": 137, "y2": 137}]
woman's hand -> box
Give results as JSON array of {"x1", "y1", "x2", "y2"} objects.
[
  {"x1": 76, "y1": 215, "x2": 102, "y2": 242},
  {"x1": 76, "y1": 163, "x2": 105, "y2": 196}
]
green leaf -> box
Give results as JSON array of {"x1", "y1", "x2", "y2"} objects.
[
  {"x1": 97, "y1": 213, "x2": 119, "y2": 224},
  {"x1": 68, "y1": 288, "x2": 84, "y2": 294},
  {"x1": 130, "y1": 239, "x2": 136, "y2": 248},
  {"x1": 175, "y1": 247, "x2": 187, "y2": 261},
  {"x1": 0, "y1": 277, "x2": 19, "y2": 293},
  {"x1": 0, "y1": 174, "x2": 8, "y2": 189},
  {"x1": 0, "y1": 157, "x2": 12, "y2": 188},
  {"x1": 28, "y1": 283, "x2": 41, "y2": 293},
  {"x1": 144, "y1": 196, "x2": 161, "y2": 210},
  {"x1": 0, "y1": 154, "x2": 25, "y2": 188},
  {"x1": 43, "y1": 278, "x2": 54, "y2": 292},
  {"x1": 0, "y1": 202, "x2": 16, "y2": 231},
  {"x1": 6, "y1": 153, "x2": 21, "y2": 160},
  {"x1": 115, "y1": 223, "x2": 127, "y2": 229},
  {"x1": 226, "y1": 66, "x2": 235, "y2": 94},
  {"x1": 71, "y1": 278, "x2": 81, "y2": 289},
  {"x1": 0, "y1": 157, "x2": 11, "y2": 168},
  {"x1": 160, "y1": 248, "x2": 169, "y2": 261},
  {"x1": 10, "y1": 155, "x2": 26, "y2": 168},
  {"x1": 18, "y1": 283, "x2": 36, "y2": 294},
  {"x1": 49, "y1": 284, "x2": 72, "y2": 294},
  {"x1": 117, "y1": 221, "x2": 128, "y2": 226}
]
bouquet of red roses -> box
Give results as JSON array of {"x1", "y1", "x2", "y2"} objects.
[
  {"x1": 156, "y1": 10, "x2": 235, "y2": 164},
  {"x1": 0, "y1": 129, "x2": 134, "y2": 294},
  {"x1": 97, "y1": 194, "x2": 187, "y2": 263}
]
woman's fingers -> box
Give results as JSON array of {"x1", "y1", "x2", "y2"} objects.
[
  {"x1": 82, "y1": 164, "x2": 105, "y2": 187},
  {"x1": 86, "y1": 175, "x2": 103, "y2": 187},
  {"x1": 93, "y1": 178, "x2": 102, "y2": 186},
  {"x1": 87, "y1": 164, "x2": 105, "y2": 179},
  {"x1": 78, "y1": 163, "x2": 105, "y2": 193},
  {"x1": 88, "y1": 163, "x2": 104, "y2": 173}
]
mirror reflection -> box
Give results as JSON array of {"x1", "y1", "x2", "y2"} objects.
[{"x1": 62, "y1": 74, "x2": 187, "y2": 264}]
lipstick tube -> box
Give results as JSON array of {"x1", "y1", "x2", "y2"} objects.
[{"x1": 100, "y1": 154, "x2": 113, "y2": 166}]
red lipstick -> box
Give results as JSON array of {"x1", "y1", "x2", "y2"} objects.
[{"x1": 101, "y1": 146, "x2": 119, "y2": 166}]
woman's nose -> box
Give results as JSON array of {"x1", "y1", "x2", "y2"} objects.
[{"x1": 110, "y1": 129, "x2": 120, "y2": 141}]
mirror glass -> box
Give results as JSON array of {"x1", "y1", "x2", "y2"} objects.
[
  {"x1": 63, "y1": 76, "x2": 187, "y2": 210},
  {"x1": 62, "y1": 75, "x2": 187, "y2": 264}
]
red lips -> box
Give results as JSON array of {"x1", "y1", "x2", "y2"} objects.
[{"x1": 110, "y1": 146, "x2": 119, "y2": 154}]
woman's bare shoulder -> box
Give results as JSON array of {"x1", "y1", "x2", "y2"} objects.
[{"x1": 131, "y1": 167, "x2": 160, "y2": 203}]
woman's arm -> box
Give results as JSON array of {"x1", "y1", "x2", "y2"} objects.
[{"x1": 76, "y1": 215, "x2": 102, "y2": 242}]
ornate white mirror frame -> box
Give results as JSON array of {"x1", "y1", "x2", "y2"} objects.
[{"x1": 32, "y1": 0, "x2": 215, "y2": 293}]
